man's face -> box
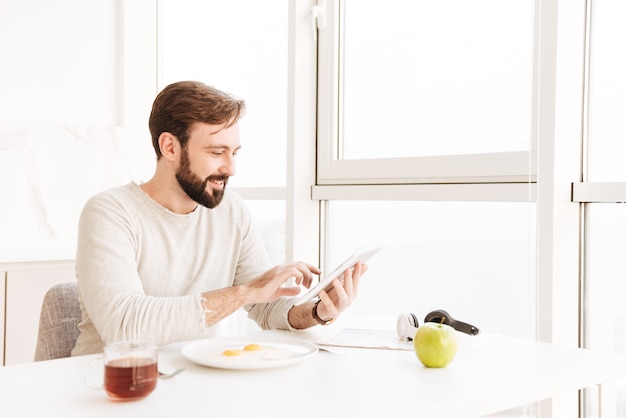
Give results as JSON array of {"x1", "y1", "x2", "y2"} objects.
[{"x1": 175, "y1": 122, "x2": 240, "y2": 209}]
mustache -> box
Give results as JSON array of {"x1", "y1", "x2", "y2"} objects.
[{"x1": 206, "y1": 175, "x2": 229, "y2": 183}]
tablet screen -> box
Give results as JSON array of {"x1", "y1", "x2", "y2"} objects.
[{"x1": 292, "y1": 247, "x2": 381, "y2": 306}]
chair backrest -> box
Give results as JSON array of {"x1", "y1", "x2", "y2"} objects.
[{"x1": 34, "y1": 282, "x2": 81, "y2": 361}]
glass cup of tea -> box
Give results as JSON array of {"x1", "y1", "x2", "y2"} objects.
[{"x1": 86, "y1": 341, "x2": 158, "y2": 401}]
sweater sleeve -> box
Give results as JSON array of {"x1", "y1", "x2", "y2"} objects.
[{"x1": 74, "y1": 192, "x2": 210, "y2": 352}]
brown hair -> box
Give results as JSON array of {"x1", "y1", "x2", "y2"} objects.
[{"x1": 148, "y1": 81, "x2": 246, "y2": 158}]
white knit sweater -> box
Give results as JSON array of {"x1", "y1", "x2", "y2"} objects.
[{"x1": 72, "y1": 182, "x2": 295, "y2": 356}]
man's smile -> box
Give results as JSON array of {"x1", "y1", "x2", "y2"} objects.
[{"x1": 208, "y1": 176, "x2": 228, "y2": 190}]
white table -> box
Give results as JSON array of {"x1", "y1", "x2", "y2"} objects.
[{"x1": 1, "y1": 326, "x2": 625, "y2": 418}]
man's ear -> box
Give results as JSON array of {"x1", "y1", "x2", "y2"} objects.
[{"x1": 158, "y1": 132, "x2": 179, "y2": 160}]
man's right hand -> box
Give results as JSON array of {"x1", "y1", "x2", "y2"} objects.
[{"x1": 241, "y1": 262, "x2": 322, "y2": 304}]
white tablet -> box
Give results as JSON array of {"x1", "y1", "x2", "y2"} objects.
[{"x1": 292, "y1": 247, "x2": 381, "y2": 306}]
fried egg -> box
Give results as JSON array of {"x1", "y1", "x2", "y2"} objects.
[{"x1": 206, "y1": 343, "x2": 294, "y2": 364}]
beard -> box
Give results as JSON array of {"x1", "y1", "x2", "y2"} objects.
[{"x1": 175, "y1": 148, "x2": 228, "y2": 209}]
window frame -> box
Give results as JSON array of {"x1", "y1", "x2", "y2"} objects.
[
  {"x1": 313, "y1": 2, "x2": 587, "y2": 416},
  {"x1": 315, "y1": 0, "x2": 537, "y2": 189}
]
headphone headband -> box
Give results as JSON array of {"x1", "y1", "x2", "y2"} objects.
[
  {"x1": 396, "y1": 309, "x2": 480, "y2": 341},
  {"x1": 423, "y1": 309, "x2": 480, "y2": 336}
]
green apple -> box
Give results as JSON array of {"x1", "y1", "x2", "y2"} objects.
[{"x1": 413, "y1": 321, "x2": 458, "y2": 368}]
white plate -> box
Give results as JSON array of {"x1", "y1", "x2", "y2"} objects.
[{"x1": 181, "y1": 335, "x2": 318, "y2": 370}]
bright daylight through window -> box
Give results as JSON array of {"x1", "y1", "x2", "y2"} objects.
[
  {"x1": 322, "y1": 0, "x2": 535, "y2": 334},
  {"x1": 340, "y1": 0, "x2": 533, "y2": 159}
]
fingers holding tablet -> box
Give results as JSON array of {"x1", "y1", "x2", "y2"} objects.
[{"x1": 292, "y1": 247, "x2": 380, "y2": 306}]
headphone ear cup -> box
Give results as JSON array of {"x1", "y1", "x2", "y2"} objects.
[
  {"x1": 424, "y1": 309, "x2": 480, "y2": 336},
  {"x1": 424, "y1": 309, "x2": 452, "y2": 325},
  {"x1": 396, "y1": 314, "x2": 420, "y2": 341}
]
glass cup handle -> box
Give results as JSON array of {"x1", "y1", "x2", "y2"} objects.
[{"x1": 83, "y1": 356, "x2": 104, "y2": 390}]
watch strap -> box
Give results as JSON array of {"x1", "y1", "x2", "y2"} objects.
[{"x1": 312, "y1": 300, "x2": 335, "y2": 326}]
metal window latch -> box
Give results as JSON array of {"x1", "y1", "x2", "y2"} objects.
[{"x1": 310, "y1": 0, "x2": 327, "y2": 41}]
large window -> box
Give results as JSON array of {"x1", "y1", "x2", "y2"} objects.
[
  {"x1": 148, "y1": 1, "x2": 626, "y2": 415},
  {"x1": 340, "y1": 1, "x2": 533, "y2": 159},
  {"x1": 327, "y1": 201, "x2": 536, "y2": 339},
  {"x1": 316, "y1": 0, "x2": 537, "y2": 341},
  {"x1": 316, "y1": 0, "x2": 535, "y2": 185}
]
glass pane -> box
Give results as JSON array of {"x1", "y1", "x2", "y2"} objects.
[
  {"x1": 326, "y1": 200, "x2": 536, "y2": 339},
  {"x1": 243, "y1": 200, "x2": 286, "y2": 265},
  {"x1": 341, "y1": 0, "x2": 533, "y2": 159},
  {"x1": 159, "y1": 0, "x2": 287, "y2": 187},
  {"x1": 582, "y1": 204, "x2": 626, "y2": 417},
  {"x1": 219, "y1": 199, "x2": 285, "y2": 337},
  {"x1": 587, "y1": 0, "x2": 626, "y2": 182}
]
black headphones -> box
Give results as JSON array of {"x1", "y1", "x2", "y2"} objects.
[{"x1": 396, "y1": 309, "x2": 480, "y2": 341}]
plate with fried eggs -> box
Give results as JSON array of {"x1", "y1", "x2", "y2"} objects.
[{"x1": 181, "y1": 335, "x2": 318, "y2": 370}]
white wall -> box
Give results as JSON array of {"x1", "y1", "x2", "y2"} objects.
[
  {"x1": 0, "y1": 0, "x2": 155, "y2": 259},
  {"x1": 0, "y1": 0, "x2": 120, "y2": 125}
]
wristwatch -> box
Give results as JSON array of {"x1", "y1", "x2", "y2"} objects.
[{"x1": 312, "y1": 300, "x2": 336, "y2": 326}]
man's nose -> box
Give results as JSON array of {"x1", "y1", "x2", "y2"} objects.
[{"x1": 221, "y1": 155, "x2": 236, "y2": 176}]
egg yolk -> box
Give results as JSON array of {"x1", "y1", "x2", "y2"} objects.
[
  {"x1": 222, "y1": 349, "x2": 245, "y2": 356},
  {"x1": 243, "y1": 344, "x2": 263, "y2": 352}
]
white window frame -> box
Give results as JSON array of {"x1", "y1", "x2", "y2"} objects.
[
  {"x1": 315, "y1": 0, "x2": 537, "y2": 188},
  {"x1": 573, "y1": 183, "x2": 626, "y2": 203}
]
